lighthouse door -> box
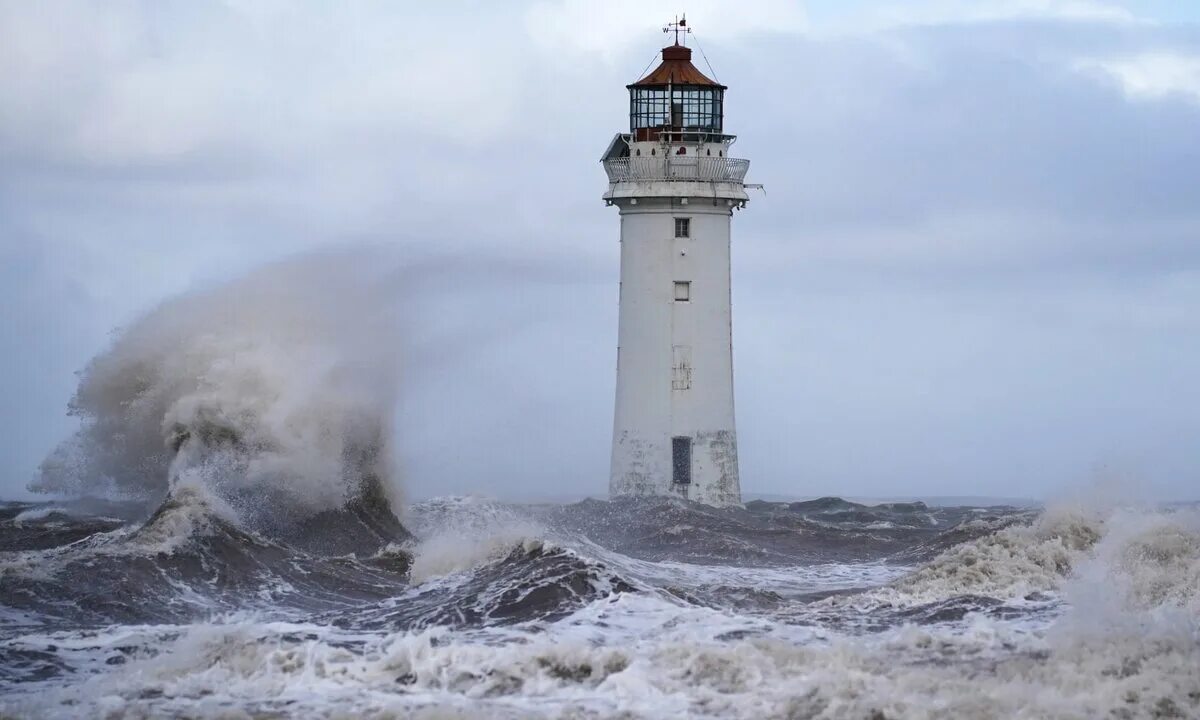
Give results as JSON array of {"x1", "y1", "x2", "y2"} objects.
[{"x1": 672, "y1": 437, "x2": 692, "y2": 485}]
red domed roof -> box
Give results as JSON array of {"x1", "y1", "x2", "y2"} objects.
[{"x1": 629, "y1": 45, "x2": 725, "y2": 88}]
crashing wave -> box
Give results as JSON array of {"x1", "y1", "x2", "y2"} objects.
[
  {"x1": 828, "y1": 501, "x2": 1200, "y2": 626},
  {"x1": 32, "y1": 250, "x2": 408, "y2": 546},
  {"x1": 883, "y1": 504, "x2": 1104, "y2": 604}
]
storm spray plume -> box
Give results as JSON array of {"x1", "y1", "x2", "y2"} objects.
[{"x1": 32, "y1": 249, "x2": 405, "y2": 535}]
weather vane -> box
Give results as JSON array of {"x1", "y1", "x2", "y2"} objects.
[{"x1": 663, "y1": 13, "x2": 690, "y2": 46}]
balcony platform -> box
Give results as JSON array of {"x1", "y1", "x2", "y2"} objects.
[{"x1": 602, "y1": 156, "x2": 750, "y2": 204}]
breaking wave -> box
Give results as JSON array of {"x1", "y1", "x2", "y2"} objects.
[
  {"x1": 874, "y1": 503, "x2": 1105, "y2": 605},
  {"x1": 33, "y1": 250, "x2": 406, "y2": 538}
]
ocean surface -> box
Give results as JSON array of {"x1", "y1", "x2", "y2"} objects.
[{"x1": 1, "y1": 491, "x2": 1197, "y2": 719}]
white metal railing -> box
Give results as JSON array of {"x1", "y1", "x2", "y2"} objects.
[{"x1": 603, "y1": 156, "x2": 750, "y2": 183}]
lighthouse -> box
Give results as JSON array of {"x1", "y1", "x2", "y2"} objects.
[{"x1": 601, "y1": 19, "x2": 751, "y2": 507}]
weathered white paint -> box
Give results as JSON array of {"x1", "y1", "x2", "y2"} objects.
[{"x1": 602, "y1": 137, "x2": 750, "y2": 507}]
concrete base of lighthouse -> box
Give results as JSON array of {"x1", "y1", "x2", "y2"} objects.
[{"x1": 607, "y1": 193, "x2": 746, "y2": 508}]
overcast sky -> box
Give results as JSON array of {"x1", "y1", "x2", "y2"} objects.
[{"x1": 2, "y1": 0, "x2": 1198, "y2": 503}]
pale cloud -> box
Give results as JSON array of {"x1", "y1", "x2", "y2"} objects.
[
  {"x1": 821, "y1": 0, "x2": 1139, "y2": 33},
  {"x1": 523, "y1": 0, "x2": 807, "y2": 60},
  {"x1": 0, "y1": 3, "x2": 525, "y2": 168},
  {"x1": 1077, "y1": 52, "x2": 1200, "y2": 103}
]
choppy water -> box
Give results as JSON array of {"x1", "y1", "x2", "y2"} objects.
[{"x1": 1, "y1": 492, "x2": 1197, "y2": 719}]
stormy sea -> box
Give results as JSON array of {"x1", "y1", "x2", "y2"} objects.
[{"x1": 1, "y1": 255, "x2": 1197, "y2": 719}]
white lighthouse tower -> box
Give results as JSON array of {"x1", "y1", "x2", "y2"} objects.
[{"x1": 601, "y1": 19, "x2": 750, "y2": 507}]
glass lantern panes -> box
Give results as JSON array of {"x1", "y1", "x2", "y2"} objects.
[{"x1": 630, "y1": 86, "x2": 723, "y2": 132}]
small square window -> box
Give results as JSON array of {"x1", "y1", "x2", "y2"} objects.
[
  {"x1": 674, "y1": 217, "x2": 690, "y2": 238},
  {"x1": 674, "y1": 281, "x2": 691, "y2": 302}
]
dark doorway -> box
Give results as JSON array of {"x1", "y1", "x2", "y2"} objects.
[{"x1": 672, "y1": 436, "x2": 692, "y2": 485}]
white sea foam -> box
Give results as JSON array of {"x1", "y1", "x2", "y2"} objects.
[
  {"x1": 834, "y1": 502, "x2": 1107, "y2": 610},
  {"x1": 405, "y1": 496, "x2": 549, "y2": 583},
  {"x1": 11, "y1": 598, "x2": 1194, "y2": 719},
  {"x1": 125, "y1": 482, "x2": 240, "y2": 553},
  {"x1": 11, "y1": 507, "x2": 62, "y2": 524},
  {"x1": 409, "y1": 529, "x2": 550, "y2": 585}
]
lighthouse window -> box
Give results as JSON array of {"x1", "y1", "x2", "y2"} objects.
[
  {"x1": 674, "y1": 281, "x2": 691, "y2": 302},
  {"x1": 629, "y1": 87, "x2": 670, "y2": 129},
  {"x1": 672, "y1": 437, "x2": 692, "y2": 485},
  {"x1": 674, "y1": 217, "x2": 690, "y2": 238}
]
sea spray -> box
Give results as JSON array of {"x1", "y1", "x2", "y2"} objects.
[{"x1": 33, "y1": 249, "x2": 405, "y2": 530}]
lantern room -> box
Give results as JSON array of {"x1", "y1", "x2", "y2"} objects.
[{"x1": 628, "y1": 44, "x2": 726, "y2": 142}]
